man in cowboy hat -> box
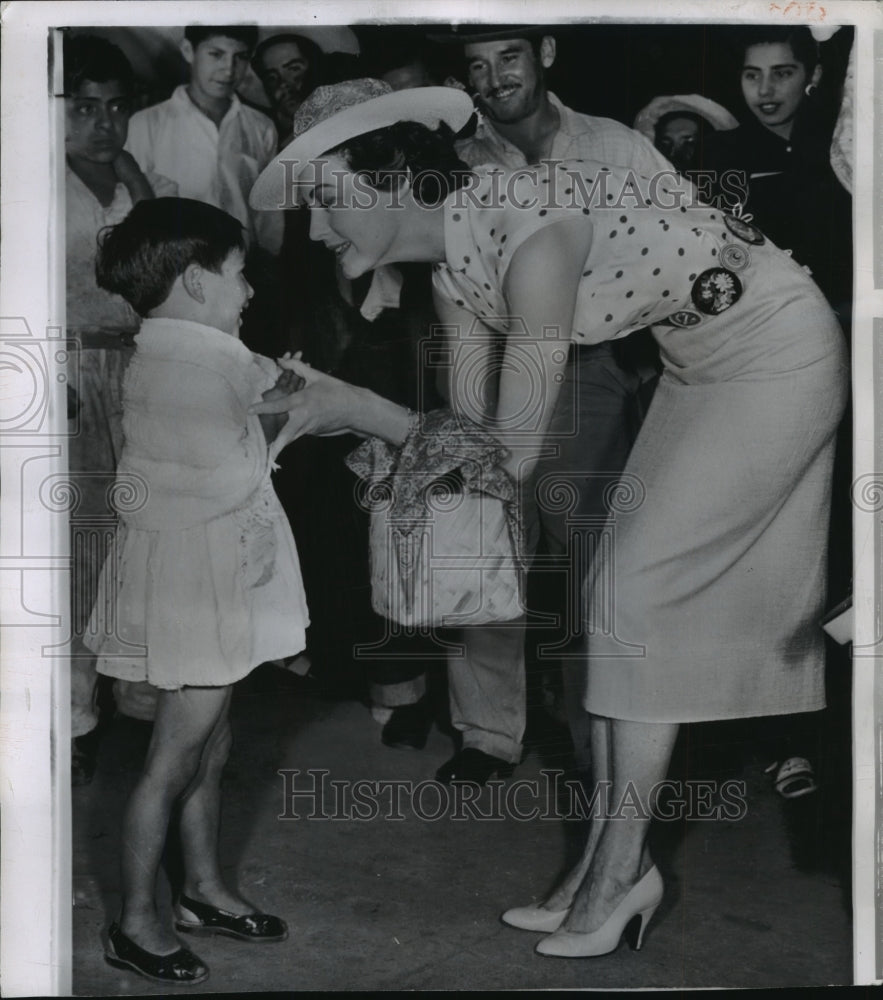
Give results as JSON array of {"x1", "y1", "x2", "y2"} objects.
[
  {"x1": 415, "y1": 25, "x2": 686, "y2": 784},
  {"x1": 449, "y1": 25, "x2": 671, "y2": 175}
]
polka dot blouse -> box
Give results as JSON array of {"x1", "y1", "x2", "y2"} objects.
[{"x1": 432, "y1": 160, "x2": 738, "y2": 344}]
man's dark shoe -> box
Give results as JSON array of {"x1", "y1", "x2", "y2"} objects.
[
  {"x1": 381, "y1": 699, "x2": 432, "y2": 750},
  {"x1": 435, "y1": 747, "x2": 515, "y2": 785}
]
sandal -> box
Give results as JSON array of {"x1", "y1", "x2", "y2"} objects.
[
  {"x1": 773, "y1": 757, "x2": 818, "y2": 799},
  {"x1": 105, "y1": 922, "x2": 209, "y2": 985},
  {"x1": 175, "y1": 895, "x2": 288, "y2": 942}
]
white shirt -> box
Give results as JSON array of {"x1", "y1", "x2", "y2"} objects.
[
  {"x1": 126, "y1": 86, "x2": 283, "y2": 254},
  {"x1": 456, "y1": 92, "x2": 677, "y2": 180},
  {"x1": 65, "y1": 165, "x2": 139, "y2": 330}
]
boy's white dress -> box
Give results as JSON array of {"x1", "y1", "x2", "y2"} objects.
[{"x1": 88, "y1": 318, "x2": 308, "y2": 689}]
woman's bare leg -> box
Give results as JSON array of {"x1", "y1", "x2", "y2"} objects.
[
  {"x1": 563, "y1": 717, "x2": 679, "y2": 934},
  {"x1": 118, "y1": 685, "x2": 231, "y2": 954},
  {"x1": 542, "y1": 713, "x2": 612, "y2": 911}
]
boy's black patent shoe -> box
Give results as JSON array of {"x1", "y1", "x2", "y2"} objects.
[
  {"x1": 105, "y1": 922, "x2": 209, "y2": 985},
  {"x1": 381, "y1": 699, "x2": 432, "y2": 750},
  {"x1": 435, "y1": 747, "x2": 515, "y2": 785},
  {"x1": 175, "y1": 894, "x2": 288, "y2": 942}
]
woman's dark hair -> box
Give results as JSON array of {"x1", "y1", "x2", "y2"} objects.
[
  {"x1": 63, "y1": 33, "x2": 134, "y2": 95},
  {"x1": 737, "y1": 26, "x2": 820, "y2": 75},
  {"x1": 252, "y1": 32, "x2": 324, "y2": 93},
  {"x1": 330, "y1": 121, "x2": 472, "y2": 206},
  {"x1": 95, "y1": 198, "x2": 246, "y2": 317},
  {"x1": 184, "y1": 25, "x2": 259, "y2": 52}
]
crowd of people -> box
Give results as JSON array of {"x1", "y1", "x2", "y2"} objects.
[{"x1": 63, "y1": 21, "x2": 854, "y2": 986}]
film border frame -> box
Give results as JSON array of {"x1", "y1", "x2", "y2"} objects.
[{"x1": 0, "y1": 0, "x2": 881, "y2": 992}]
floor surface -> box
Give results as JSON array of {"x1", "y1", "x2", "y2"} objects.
[{"x1": 72, "y1": 665, "x2": 853, "y2": 992}]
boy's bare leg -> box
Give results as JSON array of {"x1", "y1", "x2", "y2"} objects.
[
  {"x1": 118, "y1": 686, "x2": 230, "y2": 953},
  {"x1": 177, "y1": 689, "x2": 259, "y2": 913}
]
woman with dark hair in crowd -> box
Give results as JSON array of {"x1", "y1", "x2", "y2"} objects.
[
  {"x1": 249, "y1": 80, "x2": 848, "y2": 959},
  {"x1": 704, "y1": 25, "x2": 852, "y2": 323},
  {"x1": 703, "y1": 25, "x2": 854, "y2": 801}
]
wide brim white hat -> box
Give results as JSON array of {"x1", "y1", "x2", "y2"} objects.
[
  {"x1": 250, "y1": 78, "x2": 476, "y2": 211},
  {"x1": 632, "y1": 94, "x2": 739, "y2": 141}
]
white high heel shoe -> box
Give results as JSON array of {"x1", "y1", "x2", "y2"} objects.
[
  {"x1": 535, "y1": 866, "x2": 663, "y2": 958},
  {"x1": 501, "y1": 903, "x2": 570, "y2": 933}
]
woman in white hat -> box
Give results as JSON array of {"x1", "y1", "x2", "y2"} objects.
[{"x1": 251, "y1": 79, "x2": 848, "y2": 958}]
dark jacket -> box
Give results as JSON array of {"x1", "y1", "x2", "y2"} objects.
[{"x1": 700, "y1": 104, "x2": 852, "y2": 325}]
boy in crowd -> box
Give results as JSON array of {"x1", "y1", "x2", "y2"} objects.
[
  {"x1": 65, "y1": 34, "x2": 151, "y2": 329},
  {"x1": 64, "y1": 32, "x2": 157, "y2": 783},
  {"x1": 125, "y1": 25, "x2": 283, "y2": 256}
]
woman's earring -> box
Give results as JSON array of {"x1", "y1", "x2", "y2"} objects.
[{"x1": 804, "y1": 83, "x2": 817, "y2": 97}]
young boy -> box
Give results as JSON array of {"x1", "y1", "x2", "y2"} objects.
[
  {"x1": 125, "y1": 26, "x2": 283, "y2": 255},
  {"x1": 64, "y1": 33, "x2": 157, "y2": 784},
  {"x1": 89, "y1": 198, "x2": 305, "y2": 984}
]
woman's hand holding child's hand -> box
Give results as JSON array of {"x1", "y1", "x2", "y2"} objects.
[{"x1": 251, "y1": 354, "x2": 363, "y2": 463}]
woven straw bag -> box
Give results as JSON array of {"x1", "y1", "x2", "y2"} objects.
[
  {"x1": 367, "y1": 484, "x2": 522, "y2": 627},
  {"x1": 347, "y1": 410, "x2": 524, "y2": 628}
]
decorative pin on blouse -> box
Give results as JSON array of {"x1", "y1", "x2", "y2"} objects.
[
  {"x1": 723, "y1": 204, "x2": 765, "y2": 246},
  {"x1": 691, "y1": 268, "x2": 743, "y2": 315},
  {"x1": 663, "y1": 310, "x2": 703, "y2": 328},
  {"x1": 720, "y1": 243, "x2": 751, "y2": 271}
]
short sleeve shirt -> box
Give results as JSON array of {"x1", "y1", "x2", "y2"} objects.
[{"x1": 432, "y1": 160, "x2": 737, "y2": 347}]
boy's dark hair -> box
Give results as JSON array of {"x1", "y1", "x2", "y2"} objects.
[
  {"x1": 95, "y1": 198, "x2": 245, "y2": 317},
  {"x1": 184, "y1": 25, "x2": 259, "y2": 52},
  {"x1": 63, "y1": 33, "x2": 134, "y2": 96},
  {"x1": 331, "y1": 121, "x2": 472, "y2": 207},
  {"x1": 737, "y1": 26, "x2": 820, "y2": 75}
]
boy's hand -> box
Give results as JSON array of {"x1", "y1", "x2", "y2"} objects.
[
  {"x1": 257, "y1": 357, "x2": 307, "y2": 450},
  {"x1": 112, "y1": 151, "x2": 154, "y2": 203},
  {"x1": 262, "y1": 368, "x2": 305, "y2": 402}
]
